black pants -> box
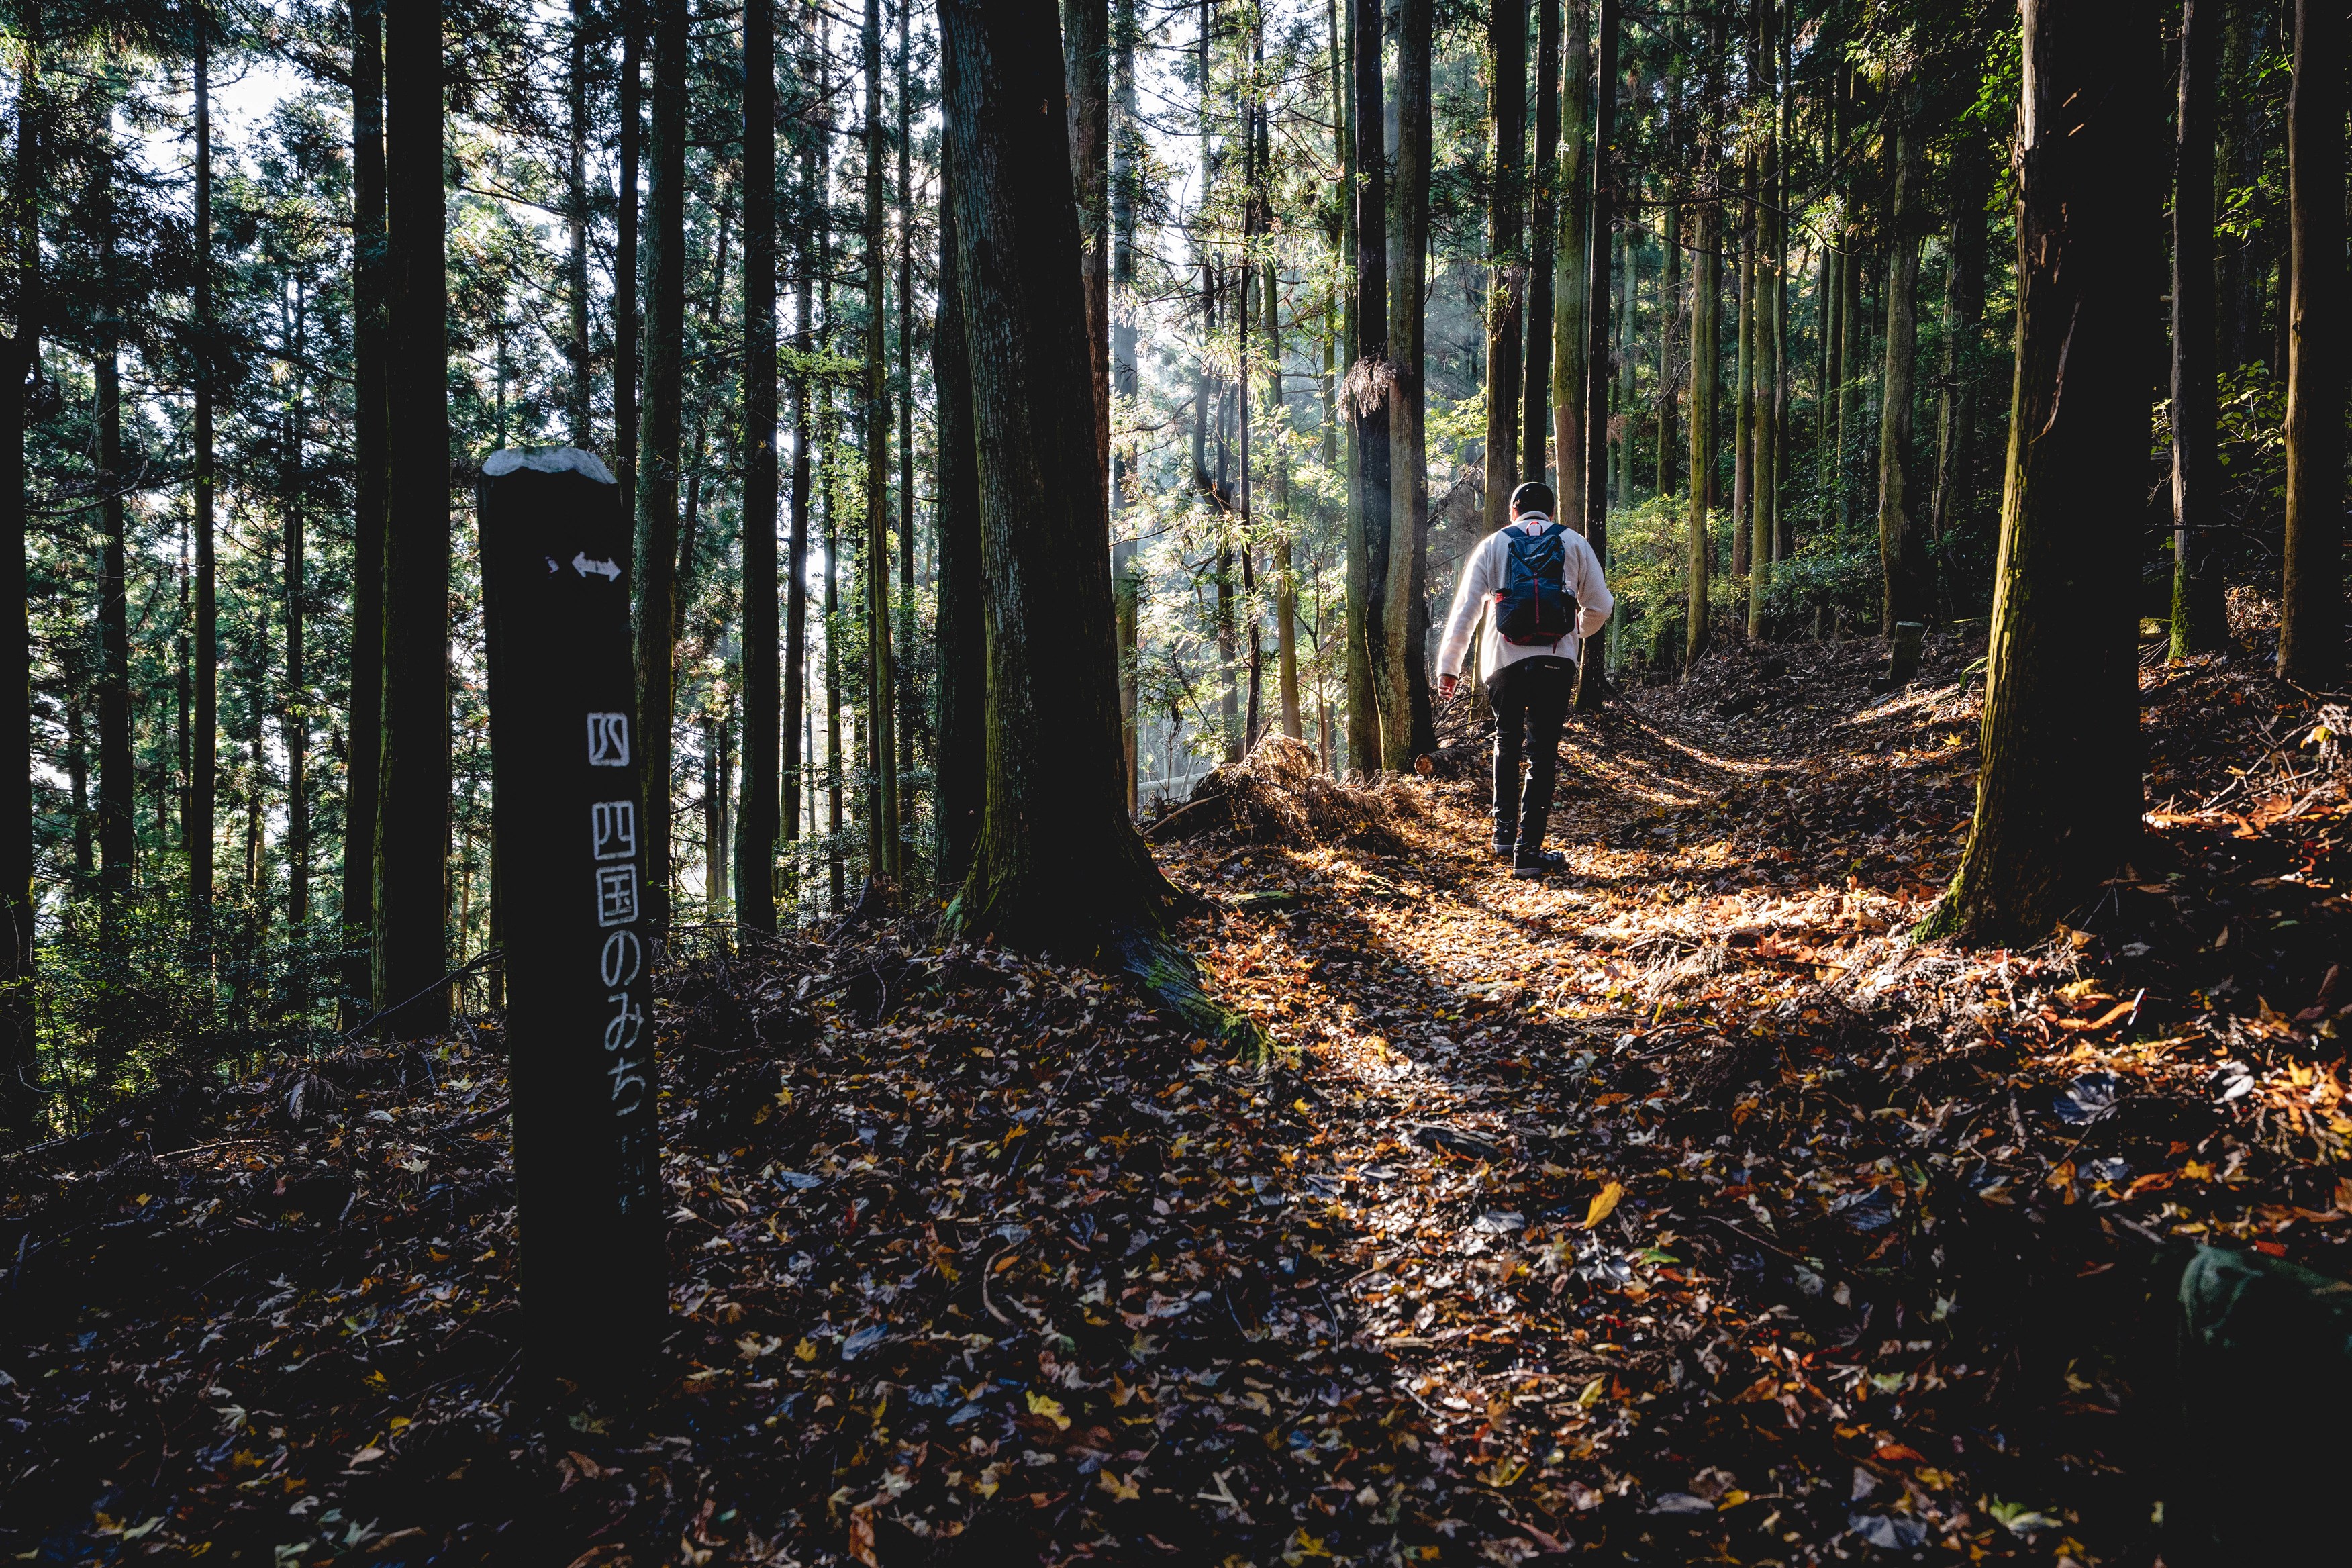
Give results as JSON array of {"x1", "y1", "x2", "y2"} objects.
[{"x1": 1489, "y1": 656, "x2": 1575, "y2": 850}]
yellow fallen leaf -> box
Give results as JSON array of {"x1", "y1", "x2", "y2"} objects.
[
  {"x1": 1026, "y1": 1391, "x2": 1071, "y2": 1430},
  {"x1": 1097, "y1": 1469, "x2": 1140, "y2": 1502},
  {"x1": 1582, "y1": 1181, "x2": 1624, "y2": 1230},
  {"x1": 793, "y1": 1337, "x2": 818, "y2": 1362},
  {"x1": 1575, "y1": 1375, "x2": 1606, "y2": 1408}
]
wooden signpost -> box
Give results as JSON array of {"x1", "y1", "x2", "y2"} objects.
[{"x1": 479, "y1": 448, "x2": 665, "y2": 1393}]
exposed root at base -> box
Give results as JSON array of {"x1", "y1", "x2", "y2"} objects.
[{"x1": 1109, "y1": 927, "x2": 1271, "y2": 1069}]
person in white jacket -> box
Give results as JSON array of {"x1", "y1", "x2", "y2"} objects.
[{"x1": 1436, "y1": 481, "x2": 1614, "y2": 877}]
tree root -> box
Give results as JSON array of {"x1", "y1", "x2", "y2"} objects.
[{"x1": 1108, "y1": 928, "x2": 1270, "y2": 1069}]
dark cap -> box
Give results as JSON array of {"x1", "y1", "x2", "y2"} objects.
[{"x1": 1508, "y1": 480, "x2": 1556, "y2": 517}]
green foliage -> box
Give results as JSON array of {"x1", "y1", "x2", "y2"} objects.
[{"x1": 37, "y1": 884, "x2": 348, "y2": 1133}]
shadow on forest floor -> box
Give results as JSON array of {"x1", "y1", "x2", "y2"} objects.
[{"x1": 3, "y1": 624, "x2": 2349, "y2": 1566}]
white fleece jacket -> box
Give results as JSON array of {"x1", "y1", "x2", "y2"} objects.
[{"x1": 1436, "y1": 513, "x2": 1614, "y2": 679}]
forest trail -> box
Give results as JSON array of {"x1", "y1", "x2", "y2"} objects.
[{"x1": 5, "y1": 630, "x2": 2350, "y2": 1566}]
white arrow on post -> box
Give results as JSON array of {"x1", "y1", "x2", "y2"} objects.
[{"x1": 572, "y1": 552, "x2": 622, "y2": 581}]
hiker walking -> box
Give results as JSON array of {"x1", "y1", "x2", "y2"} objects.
[{"x1": 1436, "y1": 481, "x2": 1613, "y2": 879}]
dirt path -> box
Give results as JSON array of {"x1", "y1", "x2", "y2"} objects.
[{"x1": 3, "y1": 633, "x2": 2346, "y2": 1566}]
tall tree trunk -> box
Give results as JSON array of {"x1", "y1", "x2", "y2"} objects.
[
  {"x1": 2277, "y1": 0, "x2": 2343, "y2": 687},
  {"x1": 1553, "y1": 0, "x2": 1589, "y2": 511},
  {"x1": 1, "y1": 49, "x2": 38, "y2": 1127},
  {"x1": 1524, "y1": 0, "x2": 1559, "y2": 479},
  {"x1": 1934, "y1": 0, "x2": 2157, "y2": 946},
  {"x1": 1483, "y1": 0, "x2": 1527, "y2": 530},
  {"x1": 937, "y1": 0, "x2": 1184, "y2": 963},
  {"x1": 191, "y1": 28, "x2": 219, "y2": 921},
  {"x1": 633, "y1": 0, "x2": 686, "y2": 922},
  {"x1": 1067, "y1": 0, "x2": 1110, "y2": 491},
  {"x1": 934, "y1": 156, "x2": 986, "y2": 883},
  {"x1": 377, "y1": 0, "x2": 453, "y2": 1035},
  {"x1": 285, "y1": 283, "x2": 309, "y2": 926},
  {"x1": 737, "y1": 0, "x2": 779, "y2": 934},
  {"x1": 342, "y1": 0, "x2": 382, "y2": 1015},
  {"x1": 95, "y1": 141, "x2": 132, "y2": 922},
  {"x1": 1683, "y1": 38, "x2": 1720, "y2": 675},
  {"x1": 1112, "y1": 0, "x2": 1141, "y2": 790},
  {"x1": 1930, "y1": 130, "x2": 1986, "y2": 546},
  {"x1": 568, "y1": 0, "x2": 591, "y2": 443},
  {"x1": 615, "y1": 11, "x2": 641, "y2": 505},
  {"x1": 2171, "y1": 0, "x2": 2227, "y2": 659},
  {"x1": 781, "y1": 95, "x2": 816, "y2": 918},
  {"x1": 1616, "y1": 224, "x2": 1635, "y2": 508},
  {"x1": 1269, "y1": 255, "x2": 1302, "y2": 742},
  {"x1": 1749, "y1": 0, "x2": 1779, "y2": 633},
  {"x1": 1382, "y1": 0, "x2": 1432, "y2": 773},
  {"x1": 861, "y1": 0, "x2": 899, "y2": 875},
  {"x1": 1731, "y1": 156, "x2": 1754, "y2": 580},
  {"x1": 1344, "y1": 0, "x2": 1389, "y2": 772},
  {"x1": 1573, "y1": 0, "x2": 1616, "y2": 710},
  {"x1": 1658, "y1": 194, "x2": 1679, "y2": 497},
  {"x1": 1875, "y1": 113, "x2": 1930, "y2": 671},
  {"x1": 895, "y1": 0, "x2": 916, "y2": 816},
  {"x1": 1836, "y1": 107, "x2": 1864, "y2": 532}
]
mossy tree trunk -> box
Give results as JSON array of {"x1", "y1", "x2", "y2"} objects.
[
  {"x1": 1933, "y1": 0, "x2": 2157, "y2": 947},
  {"x1": 2277, "y1": 0, "x2": 2342, "y2": 688},
  {"x1": 938, "y1": 0, "x2": 1190, "y2": 969},
  {"x1": 1381, "y1": 0, "x2": 1432, "y2": 773}
]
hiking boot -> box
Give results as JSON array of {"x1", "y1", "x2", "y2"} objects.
[
  {"x1": 1489, "y1": 836, "x2": 1515, "y2": 861},
  {"x1": 1512, "y1": 847, "x2": 1567, "y2": 879}
]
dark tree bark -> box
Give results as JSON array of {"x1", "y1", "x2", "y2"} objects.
[
  {"x1": 1934, "y1": 0, "x2": 2158, "y2": 946},
  {"x1": 567, "y1": 0, "x2": 591, "y2": 443},
  {"x1": 1112, "y1": 0, "x2": 1141, "y2": 791},
  {"x1": 283, "y1": 282, "x2": 309, "y2": 926},
  {"x1": 781, "y1": 97, "x2": 816, "y2": 916},
  {"x1": 96, "y1": 146, "x2": 132, "y2": 920},
  {"x1": 193, "y1": 26, "x2": 219, "y2": 916},
  {"x1": 632, "y1": 0, "x2": 685, "y2": 926},
  {"x1": 0, "y1": 46, "x2": 36, "y2": 1127},
  {"x1": 1573, "y1": 0, "x2": 1616, "y2": 711},
  {"x1": 1344, "y1": 0, "x2": 1388, "y2": 773},
  {"x1": 1381, "y1": 0, "x2": 1432, "y2": 773},
  {"x1": 1683, "y1": 21, "x2": 1720, "y2": 675},
  {"x1": 1553, "y1": 0, "x2": 1589, "y2": 511},
  {"x1": 1483, "y1": 0, "x2": 1527, "y2": 530},
  {"x1": 376, "y1": 0, "x2": 453, "y2": 1035},
  {"x1": 1875, "y1": 113, "x2": 1930, "y2": 667},
  {"x1": 342, "y1": 0, "x2": 383, "y2": 1016},
  {"x1": 933, "y1": 156, "x2": 985, "y2": 885},
  {"x1": 2171, "y1": 0, "x2": 2227, "y2": 658},
  {"x1": 615, "y1": 10, "x2": 641, "y2": 505},
  {"x1": 736, "y1": 0, "x2": 779, "y2": 934},
  {"x1": 1524, "y1": 0, "x2": 1559, "y2": 479},
  {"x1": 1067, "y1": 0, "x2": 1110, "y2": 489},
  {"x1": 937, "y1": 0, "x2": 1186, "y2": 966},
  {"x1": 2277, "y1": 0, "x2": 2342, "y2": 687},
  {"x1": 1731, "y1": 154, "x2": 1753, "y2": 581},
  {"x1": 1929, "y1": 130, "x2": 1985, "y2": 548},
  {"x1": 1657, "y1": 190, "x2": 1679, "y2": 497},
  {"x1": 861, "y1": 0, "x2": 898, "y2": 875},
  {"x1": 895, "y1": 0, "x2": 915, "y2": 819}
]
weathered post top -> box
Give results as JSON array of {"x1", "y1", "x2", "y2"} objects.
[{"x1": 478, "y1": 446, "x2": 665, "y2": 1397}]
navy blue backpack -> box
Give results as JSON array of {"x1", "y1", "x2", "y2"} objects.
[{"x1": 1492, "y1": 522, "x2": 1579, "y2": 646}]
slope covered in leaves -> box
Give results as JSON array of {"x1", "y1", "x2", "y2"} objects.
[{"x1": 3, "y1": 630, "x2": 2347, "y2": 1566}]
